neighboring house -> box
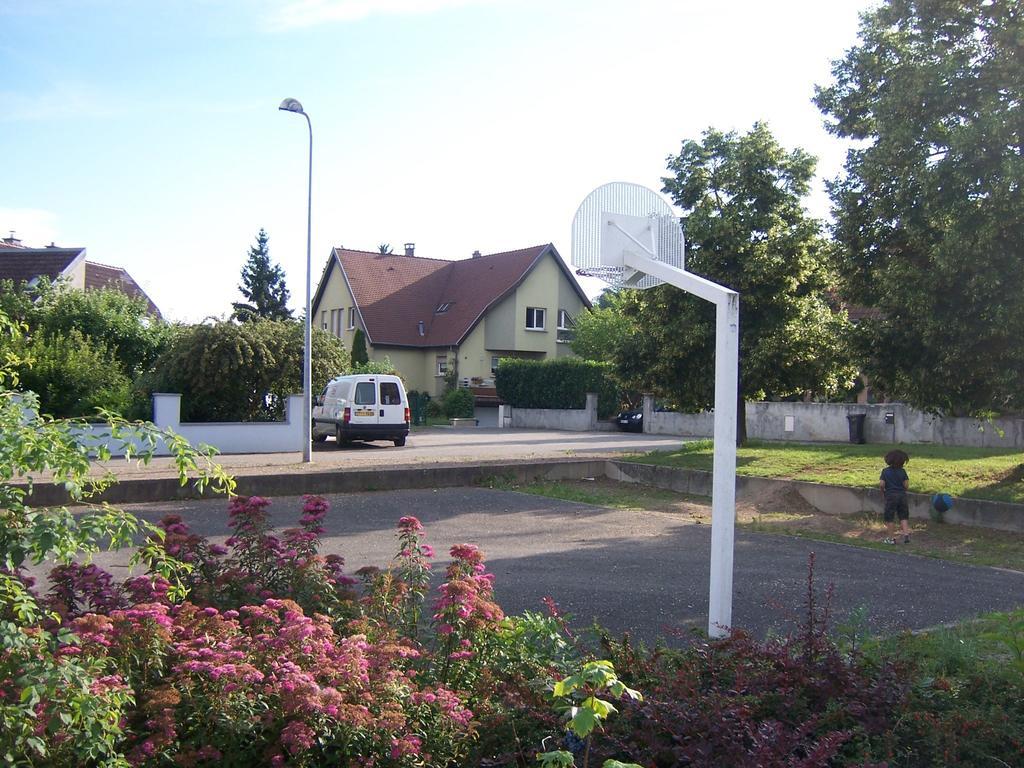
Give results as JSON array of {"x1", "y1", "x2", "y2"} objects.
[
  {"x1": 0, "y1": 234, "x2": 161, "y2": 317},
  {"x1": 312, "y1": 243, "x2": 590, "y2": 395}
]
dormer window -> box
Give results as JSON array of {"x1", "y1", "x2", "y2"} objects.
[{"x1": 435, "y1": 302, "x2": 452, "y2": 313}]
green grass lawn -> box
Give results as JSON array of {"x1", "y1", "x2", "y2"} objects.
[{"x1": 626, "y1": 439, "x2": 1024, "y2": 504}]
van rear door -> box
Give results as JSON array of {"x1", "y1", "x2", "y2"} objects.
[
  {"x1": 349, "y1": 379, "x2": 378, "y2": 428},
  {"x1": 378, "y1": 379, "x2": 405, "y2": 426}
]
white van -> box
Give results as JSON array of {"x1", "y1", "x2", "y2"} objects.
[{"x1": 312, "y1": 374, "x2": 410, "y2": 447}]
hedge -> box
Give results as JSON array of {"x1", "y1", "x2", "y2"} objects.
[{"x1": 494, "y1": 358, "x2": 619, "y2": 418}]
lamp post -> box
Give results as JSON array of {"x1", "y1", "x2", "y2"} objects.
[{"x1": 279, "y1": 97, "x2": 313, "y2": 463}]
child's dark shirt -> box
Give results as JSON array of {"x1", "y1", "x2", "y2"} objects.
[{"x1": 880, "y1": 466, "x2": 908, "y2": 497}]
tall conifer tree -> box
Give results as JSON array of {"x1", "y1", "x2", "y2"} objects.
[{"x1": 232, "y1": 229, "x2": 292, "y2": 322}]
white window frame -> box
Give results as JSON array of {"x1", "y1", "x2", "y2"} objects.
[
  {"x1": 525, "y1": 307, "x2": 546, "y2": 331},
  {"x1": 436, "y1": 356, "x2": 448, "y2": 376},
  {"x1": 347, "y1": 307, "x2": 356, "y2": 330},
  {"x1": 557, "y1": 309, "x2": 572, "y2": 330},
  {"x1": 490, "y1": 356, "x2": 500, "y2": 374}
]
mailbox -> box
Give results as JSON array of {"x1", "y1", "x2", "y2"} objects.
[{"x1": 884, "y1": 412, "x2": 895, "y2": 425}]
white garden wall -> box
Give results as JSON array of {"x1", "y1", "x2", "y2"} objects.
[
  {"x1": 76, "y1": 393, "x2": 304, "y2": 457},
  {"x1": 642, "y1": 396, "x2": 1024, "y2": 448}
]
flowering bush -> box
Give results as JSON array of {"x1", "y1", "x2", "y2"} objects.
[
  {"x1": 3, "y1": 498, "x2": 584, "y2": 767},
  {"x1": 4, "y1": 476, "x2": 1022, "y2": 766}
]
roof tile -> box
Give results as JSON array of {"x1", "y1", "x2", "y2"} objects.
[{"x1": 332, "y1": 245, "x2": 568, "y2": 346}]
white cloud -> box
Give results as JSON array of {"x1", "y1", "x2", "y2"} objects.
[
  {"x1": 268, "y1": 0, "x2": 497, "y2": 28},
  {"x1": 0, "y1": 208, "x2": 62, "y2": 247}
]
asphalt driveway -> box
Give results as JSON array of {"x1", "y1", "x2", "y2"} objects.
[{"x1": 104, "y1": 487, "x2": 1024, "y2": 643}]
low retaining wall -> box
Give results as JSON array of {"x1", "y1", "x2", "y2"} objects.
[
  {"x1": 23, "y1": 458, "x2": 608, "y2": 507},
  {"x1": 607, "y1": 461, "x2": 1024, "y2": 534},
  {"x1": 643, "y1": 397, "x2": 1024, "y2": 448},
  {"x1": 505, "y1": 393, "x2": 616, "y2": 432}
]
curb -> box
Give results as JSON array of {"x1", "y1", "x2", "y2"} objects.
[{"x1": 23, "y1": 459, "x2": 610, "y2": 507}]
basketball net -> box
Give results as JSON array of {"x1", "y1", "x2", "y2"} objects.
[{"x1": 574, "y1": 264, "x2": 644, "y2": 290}]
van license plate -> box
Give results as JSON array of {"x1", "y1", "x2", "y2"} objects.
[{"x1": 355, "y1": 409, "x2": 374, "y2": 417}]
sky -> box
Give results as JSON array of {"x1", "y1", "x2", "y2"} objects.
[{"x1": 1, "y1": 0, "x2": 875, "y2": 322}]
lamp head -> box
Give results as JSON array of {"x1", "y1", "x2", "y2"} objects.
[{"x1": 279, "y1": 98, "x2": 305, "y2": 114}]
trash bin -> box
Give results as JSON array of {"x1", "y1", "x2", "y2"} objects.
[{"x1": 846, "y1": 413, "x2": 867, "y2": 444}]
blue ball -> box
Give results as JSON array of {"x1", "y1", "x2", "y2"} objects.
[{"x1": 932, "y1": 493, "x2": 953, "y2": 513}]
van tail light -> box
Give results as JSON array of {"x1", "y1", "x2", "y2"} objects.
[
  {"x1": 404, "y1": 407, "x2": 411, "y2": 423},
  {"x1": 342, "y1": 407, "x2": 351, "y2": 424}
]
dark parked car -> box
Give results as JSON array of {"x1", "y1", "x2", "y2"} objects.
[{"x1": 615, "y1": 408, "x2": 643, "y2": 432}]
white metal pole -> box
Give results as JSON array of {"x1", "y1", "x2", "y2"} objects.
[
  {"x1": 708, "y1": 293, "x2": 739, "y2": 636},
  {"x1": 622, "y1": 247, "x2": 740, "y2": 637},
  {"x1": 302, "y1": 112, "x2": 313, "y2": 463}
]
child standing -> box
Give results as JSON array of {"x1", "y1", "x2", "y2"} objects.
[{"x1": 880, "y1": 449, "x2": 911, "y2": 544}]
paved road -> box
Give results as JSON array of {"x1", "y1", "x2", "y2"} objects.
[
  {"x1": 87, "y1": 428, "x2": 687, "y2": 481},
  {"x1": 103, "y1": 487, "x2": 1024, "y2": 643}
]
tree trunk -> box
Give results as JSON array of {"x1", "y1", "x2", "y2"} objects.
[{"x1": 736, "y1": 392, "x2": 747, "y2": 446}]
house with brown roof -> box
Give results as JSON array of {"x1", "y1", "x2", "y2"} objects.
[
  {"x1": 0, "y1": 234, "x2": 161, "y2": 317},
  {"x1": 312, "y1": 243, "x2": 590, "y2": 395}
]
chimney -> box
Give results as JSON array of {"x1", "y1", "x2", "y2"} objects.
[
  {"x1": 3, "y1": 231, "x2": 22, "y2": 247},
  {"x1": 417, "y1": 320, "x2": 425, "y2": 336},
  {"x1": 472, "y1": 250, "x2": 481, "y2": 259},
  {"x1": 404, "y1": 242, "x2": 415, "y2": 257}
]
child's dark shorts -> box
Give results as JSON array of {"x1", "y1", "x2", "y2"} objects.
[{"x1": 884, "y1": 493, "x2": 909, "y2": 522}]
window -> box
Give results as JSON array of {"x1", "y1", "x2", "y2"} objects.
[
  {"x1": 436, "y1": 356, "x2": 448, "y2": 376},
  {"x1": 525, "y1": 307, "x2": 546, "y2": 330},
  {"x1": 354, "y1": 382, "x2": 376, "y2": 405},
  {"x1": 348, "y1": 307, "x2": 356, "y2": 330},
  {"x1": 320, "y1": 311, "x2": 327, "y2": 330},
  {"x1": 557, "y1": 309, "x2": 573, "y2": 330},
  {"x1": 380, "y1": 381, "x2": 401, "y2": 405},
  {"x1": 491, "y1": 356, "x2": 500, "y2": 374},
  {"x1": 435, "y1": 302, "x2": 452, "y2": 313},
  {"x1": 329, "y1": 309, "x2": 338, "y2": 337}
]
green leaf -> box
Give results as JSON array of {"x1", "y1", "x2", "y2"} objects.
[{"x1": 569, "y1": 706, "x2": 597, "y2": 738}]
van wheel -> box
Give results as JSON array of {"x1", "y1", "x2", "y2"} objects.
[
  {"x1": 312, "y1": 427, "x2": 328, "y2": 444},
  {"x1": 393, "y1": 437, "x2": 406, "y2": 447},
  {"x1": 336, "y1": 427, "x2": 352, "y2": 447}
]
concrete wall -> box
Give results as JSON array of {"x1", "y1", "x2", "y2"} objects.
[
  {"x1": 643, "y1": 396, "x2": 1024, "y2": 448},
  {"x1": 77, "y1": 393, "x2": 304, "y2": 457},
  {"x1": 507, "y1": 393, "x2": 617, "y2": 431}
]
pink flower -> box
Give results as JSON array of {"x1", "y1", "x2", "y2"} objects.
[
  {"x1": 398, "y1": 516, "x2": 424, "y2": 533},
  {"x1": 280, "y1": 720, "x2": 316, "y2": 754}
]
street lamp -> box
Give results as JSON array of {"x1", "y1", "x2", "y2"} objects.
[{"x1": 279, "y1": 97, "x2": 313, "y2": 463}]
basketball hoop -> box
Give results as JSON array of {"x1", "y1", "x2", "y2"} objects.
[{"x1": 571, "y1": 181, "x2": 740, "y2": 639}]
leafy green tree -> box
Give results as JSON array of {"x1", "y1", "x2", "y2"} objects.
[
  {"x1": 351, "y1": 327, "x2": 369, "y2": 367},
  {"x1": 571, "y1": 294, "x2": 646, "y2": 407},
  {"x1": 815, "y1": 0, "x2": 1024, "y2": 415},
  {"x1": 232, "y1": 228, "x2": 293, "y2": 322},
  {"x1": 18, "y1": 330, "x2": 133, "y2": 419},
  {"x1": 0, "y1": 278, "x2": 175, "y2": 417},
  {"x1": 619, "y1": 123, "x2": 855, "y2": 442},
  {"x1": 571, "y1": 304, "x2": 633, "y2": 364},
  {"x1": 146, "y1": 320, "x2": 346, "y2": 421},
  {"x1": 33, "y1": 282, "x2": 174, "y2": 376}
]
